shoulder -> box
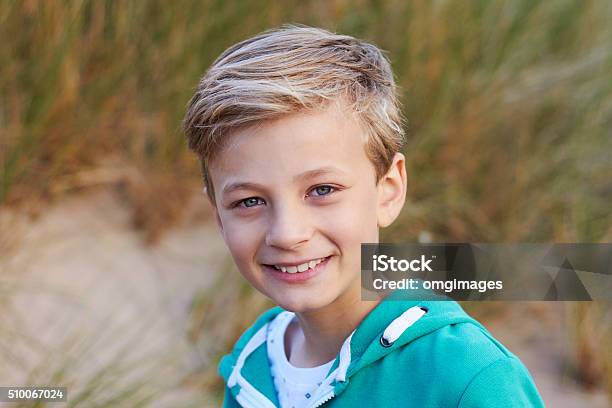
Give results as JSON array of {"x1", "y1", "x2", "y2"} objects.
[
  {"x1": 457, "y1": 355, "x2": 545, "y2": 407},
  {"x1": 395, "y1": 321, "x2": 544, "y2": 406}
]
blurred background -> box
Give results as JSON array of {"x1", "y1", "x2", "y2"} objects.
[{"x1": 1, "y1": 0, "x2": 611, "y2": 406}]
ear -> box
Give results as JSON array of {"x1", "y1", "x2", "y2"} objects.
[
  {"x1": 204, "y1": 186, "x2": 224, "y2": 234},
  {"x1": 376, "y1": 152, "x2": 407, "y2": 228}
]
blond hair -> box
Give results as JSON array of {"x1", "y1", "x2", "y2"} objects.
[{"x1": 183, "y1": 24, "x2": 405, "y2": 203}]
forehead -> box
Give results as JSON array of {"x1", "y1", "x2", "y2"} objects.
[{"x1": 209, "y1": 105, "x2": 375, "y2": 192}]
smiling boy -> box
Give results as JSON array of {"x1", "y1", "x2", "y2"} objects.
[{"x1": 184, "y1": 25, "x2": 544, "y2": 407}]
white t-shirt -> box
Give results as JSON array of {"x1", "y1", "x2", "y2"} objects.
[{"x1": 266, "y1": 312, "x2": 335, "y2": 408}]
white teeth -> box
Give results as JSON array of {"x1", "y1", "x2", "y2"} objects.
[{"x1": 272, "y1": 257, "x2": 327, "y2": 273}]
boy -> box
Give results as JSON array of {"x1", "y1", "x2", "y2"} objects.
[{"x1": 183, "y1": 25, "x2": 544, "y2": 407}]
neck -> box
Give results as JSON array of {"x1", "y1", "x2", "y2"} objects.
[{"x1": 290, "y1": 282, "x2": 381, "y2": 367}]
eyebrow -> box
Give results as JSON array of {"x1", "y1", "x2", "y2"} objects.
[{"x1": 221, "y1": 166, "x2": 347, "y2": 196}]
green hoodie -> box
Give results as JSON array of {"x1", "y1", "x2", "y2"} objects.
[{"x1": 218, "y1": 290, "x2": 545, "y2": 407}]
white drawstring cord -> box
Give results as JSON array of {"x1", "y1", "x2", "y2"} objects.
[
  {"x1": 335, "y1": 331, "x2": 355, "y2": 382},
  {"x1": 380, "y1": 306, "x2": 428, "y2": 347}
]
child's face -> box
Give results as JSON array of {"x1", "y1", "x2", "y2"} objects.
[{"x1": 208, "y1": 104, "x2": 406, "y2": 312}]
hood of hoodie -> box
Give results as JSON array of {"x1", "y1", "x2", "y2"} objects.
[{"x1": 218, "y1": 290, "x2": 485, "y2": 408}]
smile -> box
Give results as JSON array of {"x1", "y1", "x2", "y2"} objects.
[
  {"x1": 263, "y1": 256, "x2": 332, "y2": 283},
  {"x1": 271, "y1": 257, "x2": 327, "y2": 273}
]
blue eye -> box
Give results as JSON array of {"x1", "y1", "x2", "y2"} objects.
[
  {"x1": 236, "y1": 197, "x2": 264, "y2": 208},
  {"x1": 310, "y1": 185, "x2": 336, "y2": 197}
]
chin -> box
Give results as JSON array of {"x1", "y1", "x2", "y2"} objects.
[{"x1": 273, "y1": 291, "x2": 334, "y2": 313}]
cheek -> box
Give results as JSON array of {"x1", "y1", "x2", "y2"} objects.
[
  {"x1": 342, "y1": 187, "x2": 379, "y2": 231},
  {"x1": 324, "y1": 193, "x2": 379, "y2": 246},
  {"x1": 221, "y1": 219, "x2": 260, "y2": 263}
]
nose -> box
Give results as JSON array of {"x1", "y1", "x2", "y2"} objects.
[{"x1": 265, "y1": 202, "x2": 313, "y2": 250}]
